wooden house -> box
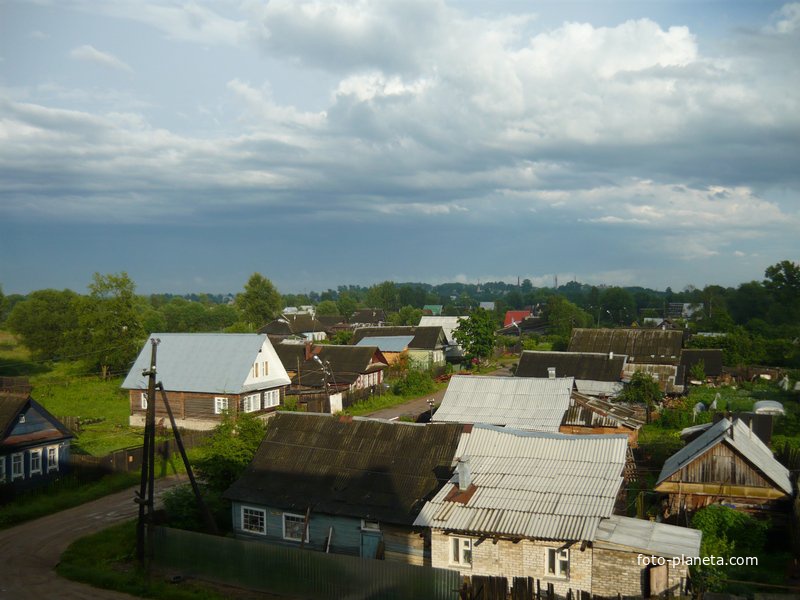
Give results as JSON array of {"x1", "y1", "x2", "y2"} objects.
[
  {"x1": 350, "y1": 309, "x2": 387, "y2": 327},
  {"x1": 0, "y1": 393, "x2": 73, "y2": 490},
  {"x1": 223, "y1": 413, "x2": 463, "y2": 565},
  {"x1": 515, "y1": 350, "x2": 627, "y2": 398},
  {"x1": 273, "y1": 343, "x2": 388, "y2": 393},
  {"x1": 122, "y1": 333, "x2": 290, "y2": 431},
  {"x1": 655, "y1": 417, "x2": 793, "y2": 518},
  {"x1": 352, "y1": 326, "x2": 447, "y2": 370},
  {"x1": 259, "y1": 313, "x2": 328, "y2": 342}
]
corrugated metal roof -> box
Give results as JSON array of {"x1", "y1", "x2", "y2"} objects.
[
  {"x1": 657, "y1": 418, "x2": 792, "y2": 495},
  {"x1": 563, "y1": 394, "x2": 644, "y2": 430},
  {"x1": 356, "y1": 336, "x2": 415, "y2": 353},
  {"x1": 121, "y1": 333, "x2": 290, "y2": 394},
  {"x1": 418, "y1": 316, "x2": 465, "y2": 345},
  {"x1": 433, "y1": 375, "x2": 573, "y2": 432},
  {"x1": 595, "y1": 515, "x2": 702, "y2": 557},
  {"x1": 574, "y1": 380, "x2": 624, "y2": 397},
  {"x1": 414, "y1": 425, "x2": 627, "y2": 542}
]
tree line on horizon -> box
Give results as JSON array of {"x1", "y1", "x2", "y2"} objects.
[{"x1": 1, "y1": 260, "x2": 798, "y2": 375}]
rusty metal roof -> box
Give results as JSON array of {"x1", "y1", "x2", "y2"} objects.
[
  {"x1": 562, "y1": 393, "x2": 644, "y2": 430},
  {"x1": 414, "y1": 425, "x2": 627, "y2": 542},
  {"x1": 224, "y1": 413, "x2": 463, "y2": 525},
  {"x1": 433, "y1": 375, "x2": 573, "y2": 432}
]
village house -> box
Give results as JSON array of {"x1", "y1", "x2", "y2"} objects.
[
  {"x1": 432, "y1": 375, "x2": 574, "y2": 433},
  {"x1": 122, "y1": 333, "x2": 290, "y2": 430},
  {"x1": 259, "y1": 313, "x2": 328, "y2": 342},
  {"x1": 655, "y1": 417, "x2": 793, "y2": 519},
  {"x1": 350, "y1": 308, "x2": 387, "y2": 327},
  {"x1": 414, "y1": 425, "x2": 700, "y2": 597},
  {"x1": 352, "y1": 326, "x2": 447, "y2": 370},
  {"x1": 679, "y1": 348, "x2": 724, "y2": 386},
  {"x1": 515, "y1": 350, "x2": 627, "y2": 398},
  {"x1": 568, "y1": 328, "x2": 686, "y2": 393},
  {"x1": 418, "y1": 315, "x2": 466, "y2": 362},
  {"x1": 223, "y1": 412, "x2": 463, "y2": 565},
  {"x1": 0, "y1": 392, "x2": 73, "y2": 490}
]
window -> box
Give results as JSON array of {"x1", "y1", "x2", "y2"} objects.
[
  {"x1": 546, "y1": 548, "x2": 569, "y2": 578},
  {"x1": 30, "y1": 449, "x2": 42, "y2": 475},
  {"x1": 18, "y1": 414, "x2": 26, "y2": 424},
  {"x1": 263, "y1": 361, "x2": 269, "y2": 376},
  {"x1": 242, "y1": 394, "x2": 260, "y2": 413},
  {"x1": 141, "y1": 392, "x2": 148, "y2": 410},
  {"x1": 47, "y1": 446, "x2": 59, "y2": 472},
  {"x1": 264, "y1": 389, "x2": 279, "y2": 408},
  {"x1": 12, "y1": 453, "x2": 24, "y2": 480},
  {"x1": 214, "y1": 397, "x2": 229, "y2": 415},
  {"x1": 241, "y1": 507, "x2": 266, "y2": 535},
  {"x1": 450, "y1": 536, "x2": 472, "y2": 567},
  {"x1": 282, "y1": 513, "x2": 308, "y2": 542}
]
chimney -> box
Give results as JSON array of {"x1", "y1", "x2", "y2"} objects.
[
  {"x1": 548, "y1": 367, "x2": 556, "y2": 379},
  {"x1": 457, "y1": 457, "x2": 471, "y2": 491},
  {"x1": 609, "y1": 351, "x2": 614, "y2": 360},
  {"x1": 304, "y1": 342, "x2": 314, "y2": 362}
]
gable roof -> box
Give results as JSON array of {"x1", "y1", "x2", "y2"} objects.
[
  {"x1": 351, "y1": 326, "x2": 446, "y2": 350},
  {"x1": 418, "y1": 316, "x2": 465, "y2": 345},
  {"x1": 433, "y1": 375, "x2": 573, "y2": 432},
  {"x1": 515, "y1": 351, "x2": 627, "y2": 382},
  {"x1": 351, "y1": 309, "x2": 387, "y2": 325},
  {"x1": 656, "y1": 418, "x2": 792, "y2": 495},
  {"x1": 1, "y1": 395, "x2": 73, "y2": 446},
  {"x1": 680, "y1": 348, "x2": 724, "y2": 378},
  {"x1": 568, "y1": 328, "x2": 684, "y2": 365},
  {"x1": 356, "y1": 336, "x2": 414, "y2": 353},
  {"x1": 504, "y1": 310, "x2": 533, "y2": 328},
  {"x1": 224, "y1": 413, "x2": 463, "y2": 525},
  {"x1": 259, "y1": 314, "x2": 327, "y2": 335},
  {"x1": 413, "y1": 425, "x2": 627, "y2": 542},
  {"x1": 121, "y1": 333, "x2": 289, "y2": 394},
  {"x1": 274, "y1": 344, "x2": 387, "y2": 386}
]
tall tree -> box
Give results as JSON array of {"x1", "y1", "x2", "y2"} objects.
[
  {"x1": 6, "y1": 289, "x2": 79, "y2": 359},
  {"x1": 764, "y1": 260, "x2": 800, "y2": 323},
  {"x1": 364, "y1": 281, "x2": 400, "y2": 312},
  {"x1": 543, "y1": 296, "x2": 592, "y2": 338},
  {"x1": 315, "y1": 300, "x2": 339, "y2": 316},
  {"x1": 76, "y1": 272, "x2": 144, "y2": 378},
  {"x1": 237, "y1": 273, "x2": 282, "y2": 328},
  {"x1": 453, "y1": 308, "x2": 496, "y2": 365}
]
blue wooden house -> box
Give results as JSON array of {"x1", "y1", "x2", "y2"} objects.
[
  {"x1": 0, "y1": 393, "x2": 73, "y2": 490},
  {"x1": 224, "y1": 413, "x2": 463, "y2": 565}
]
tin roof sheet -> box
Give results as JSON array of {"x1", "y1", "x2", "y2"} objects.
[
  {"x1": 595, "y1": 515, "x2": 702, "y2": 557},
  {"x1": 657, "y1": 418, "x2": 792, "y2": 495},
  {"x1": 414, "y1": 425, "x2": 627, "y2": 542},
  {"x1": 433, "y1": 375, "x2": 573, "y2": 432}
]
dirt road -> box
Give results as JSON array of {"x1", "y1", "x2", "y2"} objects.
[{"x1": 0, "y1": 476, "x2": 184, "y2": 600}]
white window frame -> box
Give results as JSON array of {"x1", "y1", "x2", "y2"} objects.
[
  {"x1": 47, "y1": 446, "x2": 59, "y2": 472},
  {"x1": 0, "y1": 457, "x2": 6, "y2": 483},
  {"x1": 141, "y1": 392, "x2": 148, "y2": 410},
  {"x1": 11, "y1": 453, "x2": 24, "y2": 480},
  {"x1": 263, "y1": 389, "x2": 279, "y2": 409},
  {"x1": 29, "y1": 448, "x2": 42, "y2": 475},
  {"x1": 242, "y1": 393, "x2": 260, "y2": 413},
  {"x1": 241, "y1": 506, "x2": 266, "y2": 535},
  {"x1": 282, "y1": 512, "x2": 309, "y2": 542},
  {"x1": 214, "y1": 397, "x2": 229, "y2": 415},
  {"x1": 546, "y1": 547, "x2": 569, "y2": 579},
  {"x1": 253, "y1": 362, "x2": 259, "y2": 378},
  {"x1": 449, "y1": 536, "x2": 472, "y2": 567}
]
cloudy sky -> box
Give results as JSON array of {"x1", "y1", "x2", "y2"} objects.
[{"x1": 1, "y1": 1, "x2": 798, "y2": 295}]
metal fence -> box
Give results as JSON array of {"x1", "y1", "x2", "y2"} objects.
[{"x1": 154, "y1": 526, "x2": 461, "y2": 600}]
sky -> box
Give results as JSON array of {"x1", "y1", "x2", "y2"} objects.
[{"x1": 0, "y1": 0, "x2": 798, "y2": 296}]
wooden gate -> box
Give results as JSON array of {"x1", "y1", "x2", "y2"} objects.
[{"x1": 468, "y1": 575, "x2": 508, "y2": 600}]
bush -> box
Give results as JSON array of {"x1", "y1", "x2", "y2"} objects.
[
  {"x1": 390, "y1": 370, "x2": 435, "y2": 397},
  {"x1": 162, "y1": 484, "x2": 230, "y2": 532}
]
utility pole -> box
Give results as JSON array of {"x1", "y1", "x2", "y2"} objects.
[{"x1": 136, "y1": 337, "x2": 158, "y2": 565}]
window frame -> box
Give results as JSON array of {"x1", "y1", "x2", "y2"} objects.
[
  {"x1": 47, "y1": 446, "x2": 59, "y2": 472},
  {"x1": 241, "y1": 506, "x2": 267, "y2": 535},
  {"x1": 29, "y1": 448, "x2": 42, "y2": 475},
  {"x1": 242, "y1": 393, "x2": 260, "y2": 413},
  {"x1": 11, "y1": 453, "x2": 24, "y2": 480},
  {"x1": 546, "y1": 547, "x2": 570, "y2": 579},
  {"x1": 449, "y1": 536, "x2": 473, "y2": 567},
  {"x1": 282, "y1": 512, "x2": 309, "y2": 542},
  {"x1": 361, "y1": 519, "x2": 380, "y2": 531},
  {"x1": 264, "y1": 389, "x2": 279, "y2": 409},
  {"x1": 214, "y1": 396, "x2": 229, "y2": 415}
]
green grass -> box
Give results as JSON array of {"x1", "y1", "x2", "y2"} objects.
[
  {"x1": 0, "y1": 471, "x2": 140, "y2": 529},
  {"x1": 57, "y1": 520, "x2": 226, "y2": 600},
  {"x1": 344, "y1": 380, "x2": 448, "y2": 416}
]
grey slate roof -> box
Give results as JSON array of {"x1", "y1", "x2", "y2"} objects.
[
  {"x1": 568, "y1": 328, "x2": 684, "y2": 365},
  {"x1": 121, "y1": 333, "x2": 289, "y2": 394},
  {"x1": 356, "y1": 336, "x2": 415, "y2": 353},
  {"x1": 656, "y1": 418, "x2": 792, "y2": 495},
  {"x1": 224, "y1": 413, "x2": 463, "y2": 525},
  {"x1": 595, "y1": 515, "x2": 702, "y2": 558},
  {"x1": 274, "y1": 344, "x2": 386, "y2": 387},
  {"x1": 418, "y1": 316, "x2": 465, "y2": 345},
  {"x1": 433, "y1": 375, "x2": 573, "y2": 433},
  {"x1": 515, "y1": 351, "x2": 627, "y2": 381},
  {"x1": 414, "y1": 425, "x2": 628, "y2": 542}
]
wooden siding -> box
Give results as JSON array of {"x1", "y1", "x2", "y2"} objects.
[
  {"x1": 664, "y1": 442, "x2": 772, "y2": 489},
  {"x1": 129, "y1": 388, "x2": 284, "y2": 422}
]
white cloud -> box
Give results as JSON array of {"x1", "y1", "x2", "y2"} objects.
[{"x1": 69, "y1": 45, "x2": 133, "y2": 73}]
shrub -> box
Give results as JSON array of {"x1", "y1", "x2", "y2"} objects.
[{"x1": 390, "y1": 370, "x2": 435, "y2": 397}]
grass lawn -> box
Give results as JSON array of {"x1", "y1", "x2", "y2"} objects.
[{"x1": 58, "y1": 520, "x2": 226, "y2": 600}]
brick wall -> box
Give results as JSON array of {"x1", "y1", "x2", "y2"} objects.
[{"x1": 592, "y1": 546, "x2": 689, "y2": 598}]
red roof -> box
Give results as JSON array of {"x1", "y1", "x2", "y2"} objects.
[{"x1": 504, "y1": 310, "x2": 532, "y2": 328}]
